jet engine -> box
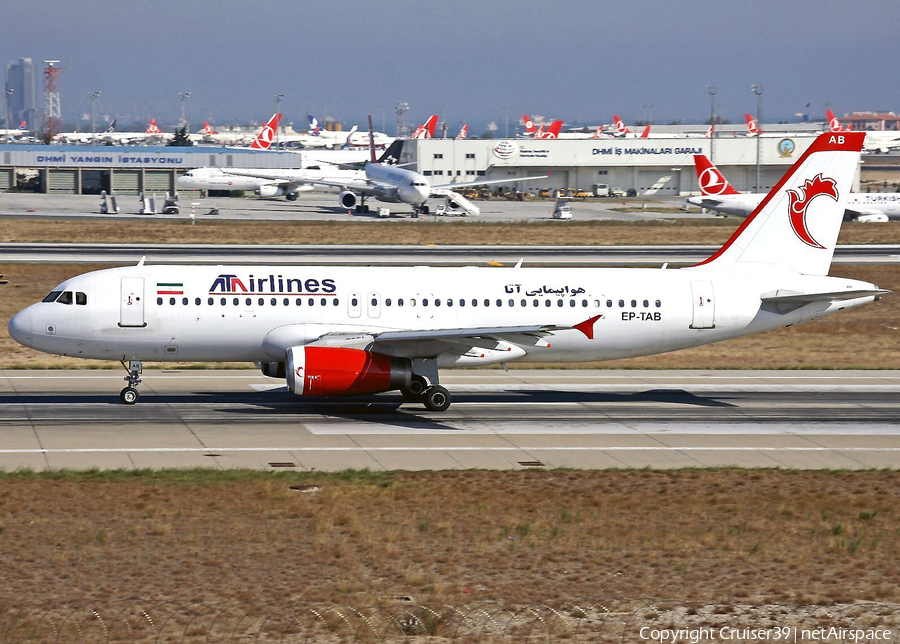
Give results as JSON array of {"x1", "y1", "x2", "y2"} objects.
[
  {"x1": 259, "y1": 361, "x2": 286, "y2": 378},
  {"x1": 855, "y1": 213, "x2": 889, "y2": 223},
  {"x1": 256, "y1": 184, "x2": 285, "y2": 198},
  {"x1": 286, "y1": 346, "x2": 412, "y2": 396},
  {"x1": 339, "y1": 191, "x2": 358, "y2": 209}
]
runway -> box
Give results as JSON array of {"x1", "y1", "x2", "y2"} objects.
[
  {"x1": 2, "y1": 242, "x2": 898, "y2": 265},
  {"x1": 2, "y1": 369, "x2": 898, "y2": 471}
]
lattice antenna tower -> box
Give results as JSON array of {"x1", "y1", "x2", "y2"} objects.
[
  {"x1": 395, "y1": 102, "x2": 409, "y2": 138},
  {"x1": 42, "y1": 60, "x2": 65, "y2": 141}
]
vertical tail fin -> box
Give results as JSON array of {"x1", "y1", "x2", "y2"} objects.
[
  {"x1": 250, "y1": 113, "x2": 281, "y2": 149},
  {"x1": 543, "y1": 120, "x2": 563, "y2": 139},
  {"x1": 825, "y1": 109, "x2": 850, "y2": 133},
  {"x1": 745, "y1": 114, "x2": 760, "y2": 136},
  {"x1": 693, "y1": 154, "x2": 741, "y2": 196},
  {"x1": 368, "y1": 115, "x2": 377, "y2": 163},
  {"x1": 308, "y1": 114, "x2": 320, "y2": 134},
  {"x1": 592, "y1": 125, "x2": 604, "y2": 138},
  {"x1": 613, "y1": 115, "x2": 631, "y2": 135},
  {"x1": 705, "y1": 124, "x2": 714, "y2": 138},
  {"x1": 640, "y1": 125, "x2": 651, "y2": 138},
  {"x1": 146, "y1": 120, "x2": 161, "y2": 134},
  {"x1": 522, "y1": 115, "x2": 537, "y2": 134},
  {"x1": 456, "y1": 124, "x2": 468, "y2": 139},
  {"x1": 693, "y1": 132, "x2": 865, "y2": 276}
]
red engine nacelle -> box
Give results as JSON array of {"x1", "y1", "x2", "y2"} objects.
[{"x1": 286, "y1": 346, "x2": 412, "y2": 396}]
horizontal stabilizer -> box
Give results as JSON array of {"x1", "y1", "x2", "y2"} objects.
[{"x1": 761, "y1": 288, "x2": 890, "y2": 304}]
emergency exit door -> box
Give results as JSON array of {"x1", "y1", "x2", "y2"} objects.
[{"x1": 119, "y1": 277, "x2": 146, "y2": 327}]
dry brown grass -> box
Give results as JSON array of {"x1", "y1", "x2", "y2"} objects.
[
  {"x1": 3, "y1": 217, "x2": 900, "y2": 246},
  {"x1": 0, "y1": 469, "x2": 897, "y2": 607},
  {"x1": 1, "y1": 263, "x2": 898, "y2": 369}
]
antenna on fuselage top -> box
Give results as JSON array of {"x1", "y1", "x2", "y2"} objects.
[{"x1": 368, "y1": 115, "x2": 376, "y2": 164}]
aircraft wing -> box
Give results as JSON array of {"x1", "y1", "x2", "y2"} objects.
[
  {"x1": 431, "y1": 173, "x2": 550, "y2": 192},
  {"x1": 305, "y1": 316, "x2": 603, "y2": 356},
  {"x1": 218, "y1": 168, "x2": 381, "y2": 194}
]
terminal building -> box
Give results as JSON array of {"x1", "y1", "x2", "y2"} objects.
[
  {"x1": 0, "y1": 145, "x2": 304, "y2": 194},
  {"x1": 403, "y1": 133, "x2": 849, "y2": 196},
  {"x1": 1, "y1": 133, "x2": 862, "y2": 197}
]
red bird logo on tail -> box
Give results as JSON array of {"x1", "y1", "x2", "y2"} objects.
[{"x1": 787, "y1": 174, "x2": 838, "y2": 249}]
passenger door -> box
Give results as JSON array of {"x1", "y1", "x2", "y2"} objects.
[
  {"x1": 119, "y1": 277, "x2": 146, "y2": 327},
  {"x1": 689, "y1": 280, "x2": 715, "y2": 329}
]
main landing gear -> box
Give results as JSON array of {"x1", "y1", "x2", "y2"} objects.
[
  {"x1": 400, "y1": 371, "x2": 452, "y2": 412},
  {"x1": 120, "y1": 359, "x2": 143, "y2": 405}
]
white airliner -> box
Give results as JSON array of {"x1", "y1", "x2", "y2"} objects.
[
  {"x1": 687, "y1": 153, "x2": 900, "y2": 222},
  {"x1": 826, "y1": 109, "x2": 900, "y2": 154},
  {"x1": 176, "y1": 142, "x2": 399, "y2": 200},
  {"x1": 8, "y1": 133, "x2": 887, "y2": 411},
  {"x1": 225, "y1": 119, "x2": 547, "y2": 215}
]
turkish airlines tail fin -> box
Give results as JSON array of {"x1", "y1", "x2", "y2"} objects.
[
  {"x1": 592, "y1": 125, "x2": 604, "y2": 139},
  {"x1": 693, "y1": 155, "x2": 741, "y2": 196},
  {"x1": 705, "y1": 124, "x2": 714, "y2": 138},
  {"x1": 522, "y1": 115, "x2": 537, "y2": 134},
  {"x1": 543, "y1": 120, "x2": 563, "y2": 139},
  {"x1": 456, "y1": 124, "x2": 468, "y2": 139},
  {"x1": 412, "y1": 115, "x2": 439, "y2": 139},
  {"x1": 694, "y1": 132, "x2": 865, "y2": 276},
  {"x1": 18, "y1": 121, "x2": 26, "y2": 130},
  {"x1": 745, "y1": 114, "x2": 761, "y2": 136},
  {"x1": 613, "y1": 115, "x2": 631, "y2": 135},
  {"x1": 146, "y1": 120, "x2": 161, "y2": 134},
  {"x1": 249, "y1": 113, "x2": 281, "y2": 149},
  {"x1": 825, "y1": 109, "x2": 852, "y2": 132},
  {"x1": 202, "y1": 121, "x2": 217, "y2": 135},
  {"x1": 640, "y1": 125, "x2": 651, "y2": 138}
]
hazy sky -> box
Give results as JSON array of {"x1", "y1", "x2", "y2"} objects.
[{"x1": 3, "y1": 0, "x2": 898, "y2": 133}]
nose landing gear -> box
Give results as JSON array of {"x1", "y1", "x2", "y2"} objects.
[{"x1": 120, "y1": 358, "x2": 143, "y2": 405}]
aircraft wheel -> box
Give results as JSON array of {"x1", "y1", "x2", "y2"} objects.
[
  {"x1": 120, "y1": 386, "x2": 140, "y2": 405},
  {"x1": 423, "y1": 385, "x2": 451, "y2": 412},
  {"x1": 363, "y1": 205, "x2": 370, "y2": 213},
  {"x1": 421, "y1": 205, "x2": 430, "y2": 214},
  {"x1": 401, "y1": 376, "x2": 428, "y2": 400}
]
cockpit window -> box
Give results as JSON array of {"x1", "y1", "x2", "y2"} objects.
[
  {"x1": 42, "y1": 291, "x2": 62, "y2": 303},
  {"x1": 76, "y1": 292, "x2": 87, "y2": 305},
  {"x1": 56, "y1": 291, "x2": 73, "y2": 305}
]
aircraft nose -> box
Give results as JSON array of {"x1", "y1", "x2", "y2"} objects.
[{"x1": 8, "y1": 308, "x2": 33, "y2": 347}]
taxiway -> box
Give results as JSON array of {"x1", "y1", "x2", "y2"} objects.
[{"x1": 1, "y1": 369, "x2": 898, "y2": 472}]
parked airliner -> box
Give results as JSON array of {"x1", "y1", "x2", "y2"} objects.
[
  {"x1": 226, "y1": 118, "x2": 547, "y2": 215},
  {"x1": 826, "y1": 110, "x2": 900, "y2": 154},
  {"x1": 8, "y1": 133, "x2": 886, "y2": 411},
  {"x1": 687, "y1": 153, "x2": 900, "y2": 222}
]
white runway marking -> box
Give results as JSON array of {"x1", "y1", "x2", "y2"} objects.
[{"x1": 0, "y1": 447, "x2": 898, "y2": 454}]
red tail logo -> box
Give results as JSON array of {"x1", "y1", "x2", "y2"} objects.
[
  {"x1": 694, "y1": 155, "x2": 740, "y2": 196},
  {"x1": 456, "y1": 124, "x2": 468, "y2": 139},
  {"x1": 522, "y1": 115, "x2": 536, "y2": 133},
  {"x1": 787, "y1": 174, "x2": 838, "y2": 249},
  {"x1": 613, "y1": 115, "x2": 631, "y2": 134},
  {"x1": 250, "y1": 113, "x2": 281, "y2": 149},
  {"x1": 146, "y1": 120, "x2": 161, "y2": 134},
  {"x1": 745, "y1": 114, "x2": 760, "y2": 135}
]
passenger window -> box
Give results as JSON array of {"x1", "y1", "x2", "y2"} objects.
[
  {"x1": 545, "y1": 300, "x2": 551, "y2": 307},
  {"x1": 533, "y1": 300, "x2": 538, "y2": 307},
  {"x1": 296, "y1": 298, "x2": 302, "y2": 305},
  {"x1": 57, "y1": 291, "x2": 73, "y2": 305},
  {"x1": 246, "y1": 298, "x2": 252, "y2": 306},
  {"x1": 484, "y1": 299, "x2": 490, "y2": 307},
  {"x1": 607, "y1": 300, "x2": 613, "y2": 307},
  {"x1": 557, "y1": 300, "x2": 563, "y2": 307},
  {"x1": 385, "y1": 298, "x2": 392, "y2": 307},
  {"x1": 398, "y1": 298, "x2": 404, "y2": 307},
  {"x1": 258, "y1": 298, "x2": 264, "y2": 306},
  {"x1": 618, "y1": 299, "x2": 624, "y2": 307},
  {"x1": 447, "y1": 299, "x2": 453, "y2": 307},
  {"x1": 497, "y1": 299, "x2": 502, "y2": 307},
  {"x1": 521, "y1": 299, "x2": 526, "y2": 307},
  {"x1": 631, "y1": 300, "x2": 637, "y2": 308},
  {"x1": 271, "y1": 298, "x2": 277, "y2": 306},
  {"x1": 435, "y1": 299, "x2": 440, "y2": 307},
  {"x1": 643, "y1": 300, "x2": 649, "y2": 308},
  {"x1": 233, "y1": 298, "x2": 240, "y2": 306},
  {"x1": 208, "y1": 297, "x2": 214, "y2": 305},
  {"x1": 76, "y1": 292, "x2": 87, "y2": 305},
  {"x1": 157, "y1": 297, "x2": 163, "y2": 305},
  {"x1": 583, "y1": 300, "x2": 588, "y2": 307},
  {"x1": 333, "y1": 299, "x2": 339, "y2": 306},
  {"x1": 169, "y1": 297, "x2": 176, "y2": 305},
  {"x1": 508, "y1": 299, "x2": 514, "y2": 307},
  {"x1": 459, "y1": 299, "x2": 465, "y2": 307},
  {"x1": 308, "y1": 298, "x2": 314, "y2": 306},
  {"x1": 410, "y1": 298, "x2": 416, "y2": 306},
  {"x1": 593, "y1": 300, "x2": 601, "y2": 307},
  {"x1": 423, "y1": 299, "x2": 429, "y2": 307},
  {"x1": 656, "y1": 300, "x2": 661, "y2": 308},
  {"x1": 284, "y1": 298, "x2": 289, "y2": 306},
  {"x1": 351, "y1": 297, "x2": 358, "y2": 306},
  {"x1": 569, "y1": 300, "x2": 575, "y2": 307},
  {"x1": 182, "y1": 297, "x2": 188, "y2": 305},
  {"x1": 220, "y1": 298, "x2": 226, "y2": 305},
  {"x1": 321, "y1": 298, "x2": 327, "y2": 306},
  {"x1": 472, "y1": 299, "x2": 477, "y2": 307},
  {"x1": 195, "y1": 298, "x2": 201, "y2": 305},
  {"x1": 42, "y1": 291, "x2": 62, "y2": 303}
]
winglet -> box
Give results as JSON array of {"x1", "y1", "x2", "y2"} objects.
[{"x1": 573, "y1": 315, "x2": 602, "y2": 340}]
